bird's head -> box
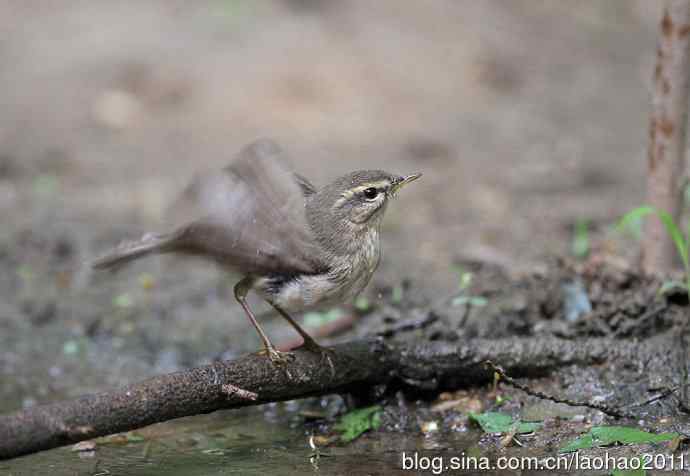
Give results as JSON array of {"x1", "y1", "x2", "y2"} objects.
[{"x1": 306, "y1": 170, "x2": 422, "y2": 254}]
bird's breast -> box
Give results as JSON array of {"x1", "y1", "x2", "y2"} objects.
[{"x1": 257, "y1": 229, "x2": 381, "y2": 312}]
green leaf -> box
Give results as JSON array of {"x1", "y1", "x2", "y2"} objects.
[
  {"x1": 618, "y1": 207, "x2": 688, "y2": 270},
  {"x1": 617, "y1": 206, "x2": 655, "y2": 237},
  {"x1": 611, "y1": 457, "x2": 646, "y2": 476},
  {"x1": 560, "y1": 432, "x2": 594, "y2": 453},
  {"x1": 334, "y1": 405, "x2": 382, "y2": 443},
  {"x1": 452, "y1": 295, "x2": 488, "y2": 307},
  {"x1": 495, "y1": 394, "x2": 511, "y2": 406},
  {"x1": 560, "y1": 426, "x2": 678, "y2": 453},
  {"x1": 458, "y1": 272, "x2": 473, "y2": 291},
  {"x1": 572, "y1": 219, "x2": 590, "y2": 259},
  {"x1": 592, "y1": 426, "x2": 678, "y2": 445},
  {"x1": 468, "y1": 412, "x2": 541, "y2": 434},
  {"x1": 468, "y1": 296, "x2": 488, "y2": 307}
]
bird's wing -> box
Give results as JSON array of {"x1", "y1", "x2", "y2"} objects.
[{"x1": 169, "y1": 139, "x2": 325, "y2": 276}]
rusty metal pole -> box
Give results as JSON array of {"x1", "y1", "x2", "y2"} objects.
[{"x1": 642, "y1": 0, "x2": 690, "y2": 275}]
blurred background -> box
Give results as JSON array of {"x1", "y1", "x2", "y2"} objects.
[{"x1": 0, "y1": 0, "x2": 664, "y2": 410}]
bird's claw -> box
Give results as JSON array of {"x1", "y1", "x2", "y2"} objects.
[
  {"x1": 257, "y1": 347, "x2": 295, "y2": 379},
  {"x1": 258, "y1": 347, "x2": 295, "y2": 365},
  {"x1": 298, "y1": 340, "x2": 336, "y2": 378}
]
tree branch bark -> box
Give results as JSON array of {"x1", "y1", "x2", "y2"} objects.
[
  {"x1": 0, "y1": 337, "x2": 653, "y2": 460},
  {"x1": 642, "y1": 0, "x2": 690, "y2": 274}
]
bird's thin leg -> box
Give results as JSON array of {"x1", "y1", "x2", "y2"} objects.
[
  {"x1": 269, "y1": 302, "x2": 335, "y2": 376},
  {"x1": 268, "y1": 302, "x2": 322, "y2": 349},
  {"x1": 234, "y1": 278, "x2": 294, "y2": 366}
]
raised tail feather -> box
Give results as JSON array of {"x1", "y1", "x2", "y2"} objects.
[{"x1": 92, "y1": 233, "x2": 174, "y2": 270}]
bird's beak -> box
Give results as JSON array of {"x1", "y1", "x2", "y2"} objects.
[{"x1": 392, "y1": 173, "x2": 422, "y2": 193}]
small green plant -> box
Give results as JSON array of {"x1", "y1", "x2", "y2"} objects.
[
  {"x1": 354, "y1": 296, "x2": 370, "y2": 312},
  {"x1": 618, "y1": 206, "x2": 690, "y2": 295},
  {"x1": 451, "y1": 267, "x2": 488, "y2": 307},
  {"x1": 454, "y1": 267, "x2": 473, "y2": 291},
  {"x1": 391, "y1": 284, "x2": 404, "y2": 304},
  {"x1": 571, "y1": 218, "x2": 590, "y2": 259}
]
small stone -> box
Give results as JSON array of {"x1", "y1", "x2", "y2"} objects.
[
  {"x1": 420, "y1": 421, "x2": 439, "y2": 434},
  {"x1": 71, "y1": 440, "x2": 97, "y2": 452}
]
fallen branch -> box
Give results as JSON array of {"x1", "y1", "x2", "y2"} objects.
[{"x1": 0, "y1": 337, "x2": 655, "y2": 460}]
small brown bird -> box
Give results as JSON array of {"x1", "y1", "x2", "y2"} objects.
[{"x1": 93, "y1": 139, "x2": 421, "y2": 364}]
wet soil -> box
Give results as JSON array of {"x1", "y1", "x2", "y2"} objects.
[{"x1": 3, "y1": 219, "x2": 690, "y2": 474}]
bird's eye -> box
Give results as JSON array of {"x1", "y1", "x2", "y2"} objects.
[{"x1": 363, "y1": 187, "x2": 378, "y2": 200}]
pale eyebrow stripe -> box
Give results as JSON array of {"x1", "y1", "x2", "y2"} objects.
[
  {"x1": 349, "y1": 181, "x2": 390, "y2": 192},
  {"x1": 332, "y1": 180, "x2": 391, "y2": 208}
]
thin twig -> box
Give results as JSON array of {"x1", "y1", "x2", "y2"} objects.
[
  {"x1": 626, "y1": 386, "x2": 679, "y2": 408},
  {"x1": 485, "y1": 360, "x2": 633, "y2": 419}
]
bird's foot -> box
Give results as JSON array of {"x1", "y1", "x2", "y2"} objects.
[
  {"x1": 257, "y1": 347, "x2": 296, "y2": 379},
  {"x1": 298, "y1": 339, "x2": 336, "y2": 378},
  {"x1": 257, "y1": 347, "x2": 295, "y2": 365}
]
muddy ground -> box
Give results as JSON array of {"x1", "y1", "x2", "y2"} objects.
[{"x1": 2, "y1": 1, "x2": 690, "y2": 474}]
